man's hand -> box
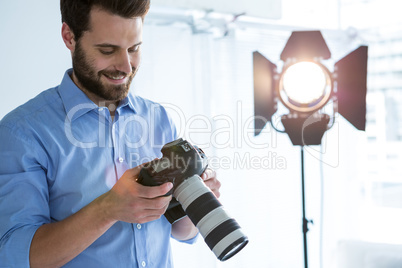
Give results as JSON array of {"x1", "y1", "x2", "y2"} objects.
[
  {"x1": 201, "y1": 168, "x2": 221, "y2": 198},
  {"x1": 101, "y1": 164, "x2": 173, "y2": 224},
  {"x1": 171, "y1": 168, "x2": 221, "y2": 241},
  {"x1": 30, "y1": 164, "x2": 173, "y2": 268}
]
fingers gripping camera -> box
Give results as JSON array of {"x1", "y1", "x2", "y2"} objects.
[{"x1": 137, "y1": 138, "x2": 248, "y2": 261}]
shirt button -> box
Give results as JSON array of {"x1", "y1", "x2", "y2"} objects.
[
  {"x1": 141, "y1": 261, "x2": 146, "y2": 267},
  {"x1": 118, "y1": 157, "x2": 124, "y2": 163},
  {"x1": 136, "y1": 224, "x2": 142, "y2": 230},
  {"x1": 98, "y1": 107, "x2": 104, "y2": 112}
]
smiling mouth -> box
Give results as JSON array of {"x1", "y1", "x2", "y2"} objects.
[
  {"x1": 103, "y1": 73, "x2": 126, "y2": 80},
  {"x1": 101, "y1": 72, "x2": 129, "y2": 85}
]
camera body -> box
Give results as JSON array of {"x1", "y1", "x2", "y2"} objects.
[
  {"x1": 138, "y1": 138, "x2": 208, "y2": 193},
  {"x1": 137, "y1": 138, "x2": 208, "y2": 222},
  {"x1": 137, "y1": 138, "x2": 248, "y2": 261}
]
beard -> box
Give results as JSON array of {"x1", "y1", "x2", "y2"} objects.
[{"x1": 72, "y1": 42, "x2": 137, "y2": 102}]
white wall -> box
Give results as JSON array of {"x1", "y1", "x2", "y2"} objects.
[{"x1": 0, "y1": 1, "x2": 71, "y2": 119}]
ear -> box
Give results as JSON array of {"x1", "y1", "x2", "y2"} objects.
[{"x1": 61, "y1": 22, "x2": 76, "y2": 52}]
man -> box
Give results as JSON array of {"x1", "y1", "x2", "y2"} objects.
[{"x1": 0, "y1": 0, "x2": 221, "y2": 267}]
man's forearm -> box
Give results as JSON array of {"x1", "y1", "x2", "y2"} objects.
[
  {"x1": 28, "y1": 166, "x2": 174, "y2": 267},
  {"x1": 29, "y1": 193, "x2": 116, "y2": 268}
]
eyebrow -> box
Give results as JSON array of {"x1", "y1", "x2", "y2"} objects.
[{"x1": 94, "y1": 42, "x2": 143, "y2": 49}]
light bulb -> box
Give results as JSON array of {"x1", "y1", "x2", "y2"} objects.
[{"x1": 282, "y1": 62, "x2": 327, "y2": 104}]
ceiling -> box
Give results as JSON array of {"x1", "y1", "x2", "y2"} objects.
[{"x1": 151, "y1": 0, "x2": 282, "y2": 20}]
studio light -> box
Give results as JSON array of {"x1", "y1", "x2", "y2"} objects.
[
  {"x1": 253, "y1": 30, "x2": 368, "y2": 146},
  {"x1": 280, "y1": 61, "x2": 331, "y2": 112},
  {"x1": 252, "y1": 30, "x2": 368, "y2": 268}
]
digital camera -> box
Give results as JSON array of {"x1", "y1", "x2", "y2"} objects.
[{"x1": 137, "y1": 138, "x2": 248, "y2": 261}]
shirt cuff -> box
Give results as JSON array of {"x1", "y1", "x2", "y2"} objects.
[{"x1": 0, "y1": 225, "x2": 40, "y2": 267}]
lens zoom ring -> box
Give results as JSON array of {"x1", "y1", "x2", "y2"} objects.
[
  {"x1": 185, "y1": 192, "x2": 222, "y2": 226},
  {"x1": 204, "y1": 219, "x2": 241, "y2": 250}
]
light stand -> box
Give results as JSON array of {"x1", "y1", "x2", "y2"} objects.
[
  {"x1": 253, "y1": 30, "x2": 368, "y2": 268},
  {"x1": 301, "y1": 146, "x2": 315, "y2": 268},
  {"x1": 300, "y1": 146, "x2": 309, "y2": 268}
]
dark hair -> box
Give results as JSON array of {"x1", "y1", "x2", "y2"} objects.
[{"x1": 60, "y1": 0, "x2": 150, "y2": 41}]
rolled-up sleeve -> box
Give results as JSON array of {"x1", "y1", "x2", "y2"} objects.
[{"x1": 0, "y1": 125, "x2": 50, "y2": 267}]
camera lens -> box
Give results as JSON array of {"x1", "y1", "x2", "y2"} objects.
[{"x1": 174, "y1": 175, "x2": 248, "y2": 261}]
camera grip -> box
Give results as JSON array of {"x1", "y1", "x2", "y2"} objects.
[
  {"x1": 137, "y1": 168, "x2": 159, "y2": 186},
  {"x1": 137, "y1": 167, "x2": 174, "y2": 197}
]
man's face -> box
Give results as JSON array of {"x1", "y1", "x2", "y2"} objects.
[{"x1": 71, "y1": 8, "x2": 143, "y2": 103}]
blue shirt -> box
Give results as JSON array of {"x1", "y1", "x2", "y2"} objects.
[{"x1": 0, "y1": 69, "x2": 195, "y2": 267}]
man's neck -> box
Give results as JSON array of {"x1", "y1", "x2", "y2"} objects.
[{"x1": 70, "y1": 72, "x2": 118, "y2": 117}]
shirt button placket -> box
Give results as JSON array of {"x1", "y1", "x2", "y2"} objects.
[{"x1": 134, "y1": 222, "x2": 147, "y2": 268}]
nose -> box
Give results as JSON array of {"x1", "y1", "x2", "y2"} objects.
[{"x1": 115, "y1": 51, "x2": 135, "y2": 75}]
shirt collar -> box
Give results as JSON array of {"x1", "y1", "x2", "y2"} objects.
[
  {"x1": 117, "y1": 93, "x2": 137, "y2": 115},
  {"x1": 58, "y1": 69, "x2": 137, "y2": 121}
]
